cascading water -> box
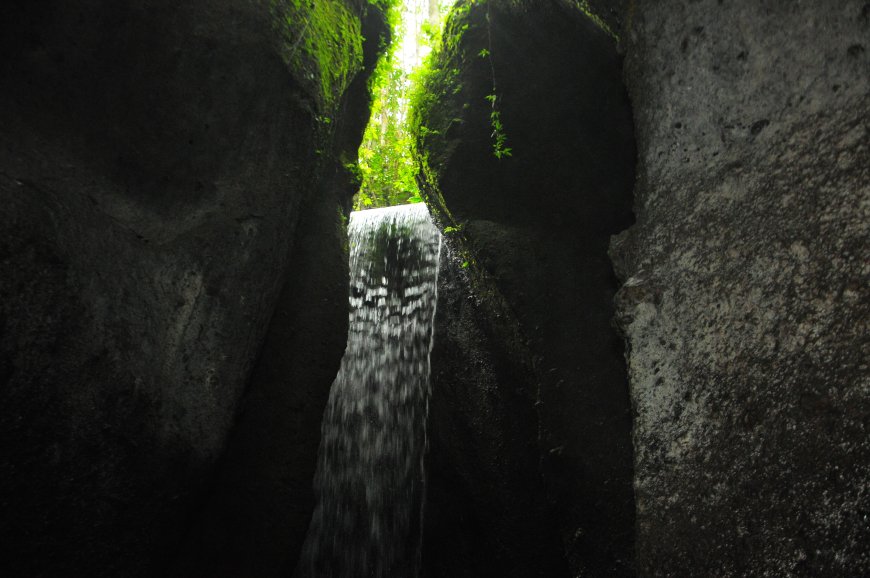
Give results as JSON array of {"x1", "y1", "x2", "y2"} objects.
[{"x1": 296, "y1": 204, "x2": 442, "y2": 578}]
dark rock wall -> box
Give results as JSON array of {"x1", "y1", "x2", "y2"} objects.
[
  {"x1": 169, "y1": 175, "x2": 353, "y2": 578},
  {"x1": 613, "y1": 0, "x2": 869, "y2": 575},
  {"x1": 0, "y1": 1, "x2": 383, "y2": 576},
  {"x1": 425, "y1": 245, "x2": 568, "y2": 578},
  {"x1": 416, "y1": 1, "x2": 637, "y2": 575},
  {"x1": 582, "y1": 0, "x2": 628, "y2": 34},
  {"x1": 171, "y1": 11, "x2": 388, "y2": 576}
]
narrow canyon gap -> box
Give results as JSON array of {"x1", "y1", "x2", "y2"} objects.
[{"x1": 1, "y1": 1, "x2": 867, "y2": 577}]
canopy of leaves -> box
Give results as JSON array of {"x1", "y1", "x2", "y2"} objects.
[
  {"x1": 356, "y1": 49, "x2": 421, "y2": 209},
  {"x1": 354, "y1": 1, "x2": 451, "y2": 210}
]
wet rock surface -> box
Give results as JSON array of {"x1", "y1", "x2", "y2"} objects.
[
  {"x1": 425, "y1": 245, "x2": 568, "y2": 578},
  {"x1": 417, "y1": 1, "x2": 637, "y2": 574},
  {"x1": 613, "y1": 1, "x2": 870, "y2": 575},
  {"x1": 0, "y1": 1, "x2": 382, "y2": 576},
  {"x1": 170, "y1": 9, "x2": 387, "y2": 576}
]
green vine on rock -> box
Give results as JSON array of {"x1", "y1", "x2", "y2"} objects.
[
  {"x1": 486, "y1": 94, "x2": 511, "y2": 159},
  {"x1": 481, "y1": 2, "x2": 511, "y2": 159}
]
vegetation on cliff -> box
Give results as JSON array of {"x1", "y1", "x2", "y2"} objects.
[
  {"x1": 354, "y1": 0, "x2": 454, "y2": 209},
  {"x1": 353, "y1": 0, "x2": 615, "y2": 211},
  {"x1": 273, "y1": 0, "x2": 365, "y2": 110}
]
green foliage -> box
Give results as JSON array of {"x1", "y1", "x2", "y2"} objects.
[
  {"x1": 273, "y1": 0, "x2": 366, "y2": 111},
  {"x1": 487, "y1": 96, "x2": 511, "y2": 159},
  {"x1": 355, "y1": 0, "x2": 455, "y2": 210},
  {"x1": 408, "y1": 1, "x2": 473, "y2": 166},
  {"x1": 355, "y1": 15, "x2": 419, "y2": 209},
  {"x1": 344, "y1": 161, "x2": 363, "y2": 187},
  {"x1": 411, "y1": 1, "x2": 512, "y2": 162},
  {"x1": 480, "y1": 1, "x2": 511, "y2": 159},
  {"x1": 407, "y1": 0, "x2": 481, "y2": 279},
  {"x1": 367, "y1": 0, "x2": 402, "y2": 10},
  {"x1": 408, "y1": 0, "x2": 477, "y2": 224}
]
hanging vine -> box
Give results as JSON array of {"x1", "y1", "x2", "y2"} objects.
[{"x1": 480, "y1": 1, "x2": 511, "y2": 159}]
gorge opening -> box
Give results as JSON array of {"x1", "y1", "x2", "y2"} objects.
[{"x1": 4, "y1": 1, "x2": 860, "y2": 577}]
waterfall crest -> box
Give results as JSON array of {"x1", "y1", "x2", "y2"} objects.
[{"x1": 296, "y1": 203, "x2": 442, "y2": 578}]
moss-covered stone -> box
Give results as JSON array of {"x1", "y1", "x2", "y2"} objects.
[
  {"x1": 412, "y1": 1, "x2": 637, "y2": 575},
  {"x1": 272, "y1": 0, "x2": 365, "y2": 112}
]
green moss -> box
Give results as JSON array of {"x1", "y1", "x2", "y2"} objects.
[
  {"x1": 353, "y1": 0, "x2": 449, "y2": 210},
  {"x1": 270, "y1": 0, "x2": 368, "y2": 111},
  {"x1": 409, "y1": 0, "x2": 479, "y2": 223},
  {"x1": 569, "y1": 0, "x2": 618, "y2": 39}
]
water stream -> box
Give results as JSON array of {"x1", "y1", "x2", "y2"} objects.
[{"x1": 296, "y1": 204, "x2": 442, "y2": 578}]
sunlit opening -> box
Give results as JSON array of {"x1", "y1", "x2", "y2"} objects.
[{"x1": 354, "y1": 0, "x2": 456, "y2": 210}]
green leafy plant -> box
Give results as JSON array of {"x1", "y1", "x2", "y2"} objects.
[
  {"x1": 485, "y1": 93, "x2": 511, "y2": 158},
  {"x1": 353, "y1": 0, "x2": 455, "y2": 210},
  {"x1": 479, "y1": 2, "x2": 511, "y2": 159},
  {"x1": 354, "y1": 6, "x2": 416, "y2": 209},
  {"x1": 408, "y1": 0, "x2": 484, "y2": 223}
]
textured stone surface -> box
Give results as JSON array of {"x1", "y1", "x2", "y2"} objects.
[
  {"x1": 583, "y1": 0, "x2": 628, "y2": 34},
  {"x1": 170, "y1": 9, "x2": 387, "y2": 576},
  {"x1": 425, "y1": 244, "x2": 568, "y2": 578},
  {"x1": 0, "y1": 1, "x2": 381, "y2": 576},
  {"x1": 416, "y1": 1, "x2": 637, "y2": 574},
  {"x1": 612, "y1": 1, "x2": 870, "y2": 575}
]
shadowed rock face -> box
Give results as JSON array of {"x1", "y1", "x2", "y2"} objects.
[
  {"x1": 613, "y1": 0, "x2": 870, "y2": 575},
  {"x1": 416, "y1": 1, "x2": 637, "y2": 575},
  {"x1": 3, "y1": 0, "x2": 865, "y2": 575},
  {"x1": 0, "y1": 1, "x2": 383, "y2": 576},
  {"x1": 583, "y1": 0, "x2": 627, "y2": 32}
]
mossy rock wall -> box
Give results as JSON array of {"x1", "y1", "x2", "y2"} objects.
[
  {"x1": 414, "y1": 1, "x2": 637, "y2": 575},
  {"x1": 0, "y1": 1, "x2": 386, "y2": 576}
]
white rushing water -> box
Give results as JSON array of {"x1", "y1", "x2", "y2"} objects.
[{"x1": 296, "y1": 204, "x2": 442, "y2": 578}]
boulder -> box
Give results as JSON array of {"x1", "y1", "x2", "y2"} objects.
[
  {"x1": 613, "y1": 0, "x2": 870, "y2": 574},
  {"x1": 0, "y1": 1, "x2": 385, "y2": 575},
  {"x1": 414, "y1": 1, "x2": 637, "y2": 574}
]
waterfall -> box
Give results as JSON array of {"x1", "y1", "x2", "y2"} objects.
[{"x1": 296, "y1": 204, "x2": 442, "y2": 578}]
